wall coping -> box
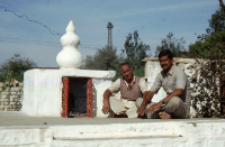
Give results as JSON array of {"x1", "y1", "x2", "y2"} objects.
[{"x1": 142, "y1": 57, "x2": 196, "y2": 64}]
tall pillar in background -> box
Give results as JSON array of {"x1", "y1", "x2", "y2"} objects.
[{"x1": 107, "y1": 21, "x2": 113, "y2": 47}]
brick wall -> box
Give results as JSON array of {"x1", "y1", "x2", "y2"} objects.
[{"x1": 0, "y1": 84, "x2": 23, "y2": 111}]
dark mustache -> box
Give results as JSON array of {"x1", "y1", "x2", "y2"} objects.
[{"x1": 162, "y1": 64, "x2": 167, "y2": 67}]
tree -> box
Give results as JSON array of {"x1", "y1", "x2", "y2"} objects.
[
  {"x1": 208, "y1": 8, "x2": 225, "y2": 34},
  {"x1": 219, "y1": 0, "x2": 225, "y2": 12},
  {"x1": 155, "y1": 32, "x2": 187, "y2": 57},
  {"x1": 121, "y1": 30, "x2": 151, "y2": 70},
  {"x1": 0, "y1": 54, "x2": 37, "y2": 82},
  {"x1": 189, "y1": 30, "x2": 225, "y2": 58},
  {"x1": 189, "y1": 0, "x2": 225, "y2": 58},
  {"x1": 193, "y1": 5, "x2": 225, "y2": 43},
  {"x1": 189, "y1": 0, "x2": 225, "y2": 118},
  {"x1": 84, "y1": 45, "x2": 122, "y2": 70}
]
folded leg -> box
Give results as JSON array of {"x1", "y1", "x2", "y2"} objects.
[
  {"x1": 109, "y1": 96, "x2": 126, "y2": 115},
  {"x1": 164, "y1": 96, "x2": 189, "y2": 119},
  {"x1": 136, "y1": 98, "x2": 159, "y2": 119}
]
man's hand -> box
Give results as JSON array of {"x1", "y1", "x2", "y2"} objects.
[
  {"x1": 145, "y1": 102, "x2": 162, "y2": 114},
  {"x1": 137, "y1": 106, "x2": 145, "y2": 117},
  {"x1": 102, "y1": 100, "x2": 110, "y2": 114},
  {"x1": 137, "y1": 91, "x2": 154, "y2": 117},
  {"x1": 102, "y1": 89, "x2": 111, "y2": 114}
]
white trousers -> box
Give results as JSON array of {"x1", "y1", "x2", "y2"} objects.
[{"x1": 109, "y1": 96, "x2": 141, "y2": 118}]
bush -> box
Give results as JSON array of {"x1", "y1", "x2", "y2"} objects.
[{"x1": 0, "y1": 54, "x2": 37, "y2": 82}]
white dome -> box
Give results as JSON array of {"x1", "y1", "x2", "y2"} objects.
[{"x1": 56, "y1": 20, "x2": 82, "y2": 69}]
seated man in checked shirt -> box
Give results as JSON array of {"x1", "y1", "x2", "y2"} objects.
[{"x1": 136, "y1": 49, "x2": 191, "y2": 119}]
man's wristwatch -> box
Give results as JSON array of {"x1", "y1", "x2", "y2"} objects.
[{"x1": 161, "y1": 100, "x2": 165, "y2": 104}]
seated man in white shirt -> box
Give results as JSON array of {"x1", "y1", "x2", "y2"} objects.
[{"x1": 101, "y1": 63, "x2": 149, "y2": 118}]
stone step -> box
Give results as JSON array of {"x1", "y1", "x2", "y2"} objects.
[
  {"x1": 1, "y1": 112, "x2": 225, "y2": 147},
  {"x1": 50, "y1": 119, "x2": 225, "y2": 140},
  {"x1": 0, "y1": 128, "x2": 52, "y2": 146},
  {"x1": 52, "y1": 137, "x2": 225, "y2": 147},
  {"x1": 2, "y1": 128, "x2": 224, "y2": 147}
]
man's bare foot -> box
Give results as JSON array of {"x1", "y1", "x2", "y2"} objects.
[
  {"x1": 159, "y1": 112, "x2": 171, "y2": 119},
  {"x1": 113, "y1": 111, "x2": 127, "y2": 118}
]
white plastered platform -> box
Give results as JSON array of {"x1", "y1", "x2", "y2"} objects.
[
  {"x1": 22, "y1": 69, "x2": 115, "y2": 118},
  {"x1": 0, "y1": 112, "x2": 225, "y2": 147}
]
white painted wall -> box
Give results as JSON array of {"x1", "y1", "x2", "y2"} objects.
[
  {"x1": 144, "y1": 58, "x2": 167, "y2": 102},
  {"x1": 22, "y1": 69, "x2": 115, "y2": 117}
]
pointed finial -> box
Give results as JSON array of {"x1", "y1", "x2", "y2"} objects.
[
  {"x1": 66, "y1": 20, "x2": 75, "y2": 33},
  {"x1": 60, "y1": 20, "x2": 80, "y2": 47}
]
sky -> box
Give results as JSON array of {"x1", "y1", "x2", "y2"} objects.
[{"x1": 0, "y1": 0, "x2": 222, "y2": 67}]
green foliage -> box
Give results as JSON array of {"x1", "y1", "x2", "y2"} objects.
[
  {"x1": 121, "y1": 30, "x2": 151, "y2": 70},
  {"x1": 84, "y1": 45, "x2": 123, "y2": 70},
  {"x1": 208, "y1": 8, "x2": 225, "y2": 33},
  {"x1": 191, "y1": 7, "x2": 225, "y2": 58},
  {"x1": 84, "y1": 31, "x2": 149, "y2": 81},
  {"x1": 155, "y1": 32, "x2": 187, "y2": 57},
  {"x1": 189, "y1": 30, "x2": 225, "y2": 58},
  {"x1": 133, "y1": 67, "x2": 145, "y2": 78},
  {"x1": 0, "y1": 54, "x2": 37, "y2": 82},
  {"x1": 0, "y1": 74, "x2": 6, "y2": 82}
]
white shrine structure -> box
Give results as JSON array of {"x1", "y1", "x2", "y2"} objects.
[{"x1": 22, "y1": 21, "x2": 116, "y2": 118}]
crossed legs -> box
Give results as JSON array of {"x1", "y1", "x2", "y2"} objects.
[
  {"x1": 109, "y1": 96, "x2": 139, "y2": 118},
  {"x1": 136, "y1": 97, "x2": 189, "y2": 119}
]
